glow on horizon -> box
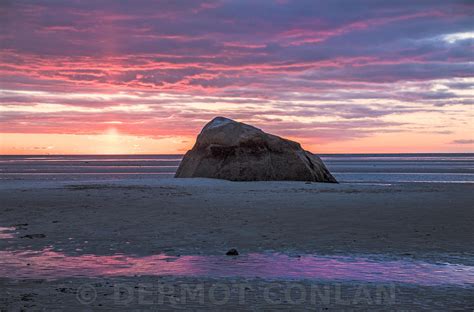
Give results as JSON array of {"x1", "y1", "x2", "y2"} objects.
[{"x1": 1, "y1": 132, "x2": 470, "y2": 155}]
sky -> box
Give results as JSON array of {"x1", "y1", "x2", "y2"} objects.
[{"x1": 0, "y1": 0, "x2": 473, "y2": 154}]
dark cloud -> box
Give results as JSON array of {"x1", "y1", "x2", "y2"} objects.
[{"x1": 451, "y1": 139, "x2": 474, "y2": 144}]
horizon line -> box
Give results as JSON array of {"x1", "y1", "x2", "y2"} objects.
[{"x1": 1, "y1": 152, "x2": 473, "y2": 157}]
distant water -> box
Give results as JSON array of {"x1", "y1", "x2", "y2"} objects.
[{"x1": 0, "y1": 154, "x2": 473, "y2": 184}]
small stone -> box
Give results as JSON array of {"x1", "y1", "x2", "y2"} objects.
[
  {"x1": 226, "y1": 248, "x2": 239, "y2": 256},
  {"x1": 13, "y1": 223, "x2": 29, "y2": 227},
  {"x1": 21, "y1": 234, "x2": 46, "y2": 239}
]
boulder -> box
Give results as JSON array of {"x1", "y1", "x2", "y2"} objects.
[{"x1": 175, "y1": 117, "x2": 337, "y2": 183}]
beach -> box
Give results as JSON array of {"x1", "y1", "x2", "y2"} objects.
[
  {"x1": 1, "y1": 178, "x2": 474, "y2": 262},
  {"x1": 3, "y1": 0, "x2": 474, "y2": 309},
  {"x1": 0, "y1": 154, "x2": 473, "y2": 310}
]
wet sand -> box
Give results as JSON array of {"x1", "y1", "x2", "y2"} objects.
[
  {"x1": 0, "y1": 178, "x2": 473, "y2": 310},
  {"x1": 1, "y1": 276, "x2": 473, "y2": 311}
]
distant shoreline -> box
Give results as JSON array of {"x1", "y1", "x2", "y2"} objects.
[{"x1": 1, "y1": 152, "x2": 473, "y2": 157}]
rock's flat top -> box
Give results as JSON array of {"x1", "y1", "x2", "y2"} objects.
[{"x1": 175, "y1": 117, "x2": 337, "y2": 182}]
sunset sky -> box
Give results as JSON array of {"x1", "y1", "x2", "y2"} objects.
[{"x1": 0, "y1": 0, "x2": 473, "y2": 154}]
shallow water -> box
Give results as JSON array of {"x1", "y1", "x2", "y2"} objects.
[
  {"x1": 0, "y1": 249, "x2": 473, "y2": 286},
  {"x1": 1, "y1": 154, "x2": 473, "y2": 184}
]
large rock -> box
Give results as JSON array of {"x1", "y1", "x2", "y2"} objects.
[{"x1": 175, "y1": 117, "x2": 337, "y2": 183}]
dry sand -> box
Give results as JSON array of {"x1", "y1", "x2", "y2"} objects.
[{"x1": 0, "y1": 178, "x2": 473, "y2": 310}]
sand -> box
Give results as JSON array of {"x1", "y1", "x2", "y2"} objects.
[{"x1": 0, "y1": 178, "x2": 473, "y2": 310}]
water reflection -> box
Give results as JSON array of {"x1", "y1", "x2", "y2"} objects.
[{"x1": 0, "y1": 249, "x2": 473, "y2": 286}]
